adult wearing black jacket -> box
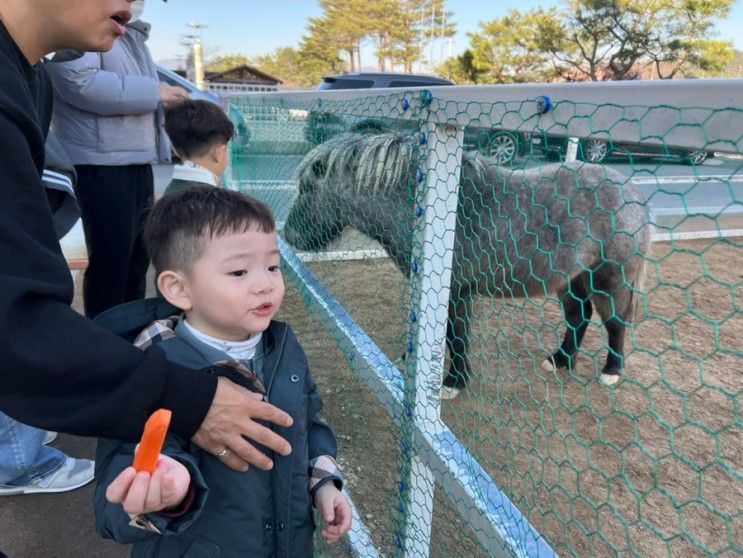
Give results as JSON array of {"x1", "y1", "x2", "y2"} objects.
[{"x1": 0, "y1": 0, "x2": 292, "y2": 472}]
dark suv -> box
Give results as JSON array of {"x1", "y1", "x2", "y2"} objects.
[{"x1": 317, "y1": 72, "x2": 454, "y2": 90}]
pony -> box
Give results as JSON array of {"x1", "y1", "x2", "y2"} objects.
[{"x1": 284, "y1": 132, "x2": 650, "y2": 397}]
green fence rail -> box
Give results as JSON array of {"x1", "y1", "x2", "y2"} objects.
[{"x1": 226, "y1": 80, "x2": 742, "y2": 557}]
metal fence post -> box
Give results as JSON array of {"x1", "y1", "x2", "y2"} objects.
[{"x1": 397, "y1": 113, "x2": 465, "y2": 557}]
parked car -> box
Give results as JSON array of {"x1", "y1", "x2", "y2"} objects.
[
  {"x1": 470, "y1": 129, "x2": 712, "y2": 165},
  {"x1": 570, "y1": 137, "x2": 711, "y2": 165},
  {"x1": 155, "y1": 65, "x2": 250, "y2": 153}
]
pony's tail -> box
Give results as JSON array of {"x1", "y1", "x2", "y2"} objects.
[{"x1": 627, "y1": 229, "x2": 652, "y2": 324}]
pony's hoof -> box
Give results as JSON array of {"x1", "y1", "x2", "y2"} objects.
[
  {"x1": 600, "y1": 373, "x2": 620, "y2": 386},
  {"x1": 541, "y1": 358, "x2": 556, "y2": 372},
  {"x1": 440, "y1": 386, "x2": 460, "y2": 400}
]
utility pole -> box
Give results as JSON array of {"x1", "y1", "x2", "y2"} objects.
[
  {"x1": 429, "y1": 3, "x2": 436, "y2": 72},
  {"x1": 186, "y1": 22, "x2": 208, "y2": 90}
]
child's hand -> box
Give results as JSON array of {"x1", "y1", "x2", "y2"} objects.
[
  {"x1": 314, "y1": 484, "x2": 352, "y2": 544},
  {"x1": 106, "y1": 454, "x2": 191, "y2": 516}
]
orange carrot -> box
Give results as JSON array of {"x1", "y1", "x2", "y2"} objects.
[{"x1": 133, "y1": 409, "x2": 172, "y2": 473}]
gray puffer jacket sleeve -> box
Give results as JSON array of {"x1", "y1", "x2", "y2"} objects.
[{"x1": 46, "y1": 51, "x2": 159, "y2": 116}]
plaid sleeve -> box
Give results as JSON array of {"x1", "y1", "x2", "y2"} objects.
[{"x1": 308, "y1": 454, "x2": 343, "y2": 494}]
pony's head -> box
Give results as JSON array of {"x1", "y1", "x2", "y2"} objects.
[
  {"x1": 284, "y1": 139, "x2": 348, "y2": 251},
  {"x1": 284, "y1": 132, "x2": 416, "y2": 251}
]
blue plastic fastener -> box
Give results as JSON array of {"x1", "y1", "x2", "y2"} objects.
[
  {"x1": 419, "y1": 131, "x2": 427, "y2": 144},
  {"x1": 412, "y1": 260, "x2": 419, "y2": 273},
  {"x1": 417, "y1": 168, "x2": 425, "y2": 183},
  {"x1": 420, "y1": 89, "x2": 433, "y2": 105},
  {"x1": 402, "y1": 98, "x2": 410, "y2": 111},
  {"x1": 407, "y1": 340, "x2": 414, "y2": 353},
  {"x1": 410, "y1": 311, "x2": 417, "y2": 323},
  {"x1": 415, "y1": 205, "x2": 423, "y2": 217},
  {"x1": 536, "y1": 95, "x2": 552, "y2": 114}
]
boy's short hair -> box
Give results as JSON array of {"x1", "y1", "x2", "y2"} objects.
[
  {"x1": 164, "y1": 100, "x2": 235, "y2": 159},
  {"x1": 144, "y1": 186, "x2": 276, "y2": 275}
]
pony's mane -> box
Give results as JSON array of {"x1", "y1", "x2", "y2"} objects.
[
  {"x1": 294, "y1": 132, "x2": 417, "y2": 196},
  {"x1": 294, "y1": 131, "x2": 608, "y2": 197}
]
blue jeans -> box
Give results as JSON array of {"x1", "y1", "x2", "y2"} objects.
[{"x1": 0, "y1": 412, "x2": 65, "y2": 486}]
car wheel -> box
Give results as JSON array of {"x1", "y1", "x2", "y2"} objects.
[
  {"x1": 581, "y1": 139, "x2": 609, "y2": 163},
  {"x1": 687, "y1": 149, "x2": 709, "y2": 165},
  {"x1": 485, "y1": 132, "x2": 518, "y2": 165}
]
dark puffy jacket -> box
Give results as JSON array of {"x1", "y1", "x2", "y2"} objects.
[{"x1": 93, "y1": 298, "x2": 339, "y2": 558}]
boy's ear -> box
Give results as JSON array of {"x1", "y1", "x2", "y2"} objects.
[
  {"x1": 157, "y1": 270, "x2": 192, "y2": 311},
  {"x1": 211, "y1": 143, "x2": 228, "y2": 166}
]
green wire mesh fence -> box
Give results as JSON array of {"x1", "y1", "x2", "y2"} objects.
[{"x1": 226, "y1": 82, "x2": 741, "y2": 557}]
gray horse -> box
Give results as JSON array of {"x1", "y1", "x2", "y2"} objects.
[{"x1": 284, "y1": 132, "x2": 651, "y2": 396}]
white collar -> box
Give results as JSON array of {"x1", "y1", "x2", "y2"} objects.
[
  {"x1": 182, "y1": 319, "x2": 262, "y2": 360},
  {"x1": 172, "y1": 161, "x2": 218, "y2": 186}
]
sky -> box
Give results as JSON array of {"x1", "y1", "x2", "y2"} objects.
[{"x1": 143, "y1": 0, "x2": 743, "y2": 70}]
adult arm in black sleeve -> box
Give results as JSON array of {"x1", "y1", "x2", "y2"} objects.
[{"x1": 0, "y1": 82, "x2": 216, "y2": 442}]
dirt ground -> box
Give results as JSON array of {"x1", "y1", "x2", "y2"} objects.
[{"x1": 279, "y1": 238, "x2": 741, "y2": 558}]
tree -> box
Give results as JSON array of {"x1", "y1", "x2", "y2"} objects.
[
  {"x1": 309, "y1": 0, "x2": 369, "y2": 71},
  {"x1": 298, "y1": 16, "x2": 345, "y2": 84},
  {"x1": 252, "y1": 47, "x2": 312, "y2": 89},
  {"x1": 466, "y1": 0, "x2": 735, "y2": 82},
  {"x1": 436, "y1": 49, "x2": 479, "y2": 83},
  {"x1": 206, "y1": 54, "x2": 250, "y2": 73},
  {"x1": 388, "y1": 0, "x2": 455, "y2": 72},
  {"x1": 364, "y1": 0, "x2": 401, "y2": 71},
  {"x1": 468, "y1": 9, "x2": 558, "y2": 83}
]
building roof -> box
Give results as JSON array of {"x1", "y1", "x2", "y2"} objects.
[{"x1": 205, "y1": 64, "x2": 283, "y2": 85}]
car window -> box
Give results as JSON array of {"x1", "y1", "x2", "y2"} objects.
[
  {"x1": 319, "y1": 78, "x2": 376, "y2": 90},
  {"x1": 388, "y1": 79, "x2": 450, "y2": 87}
]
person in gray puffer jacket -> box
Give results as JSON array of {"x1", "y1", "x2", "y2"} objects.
[{"x1": 45, "y1": 0, "x2": 188, "y2": 319}]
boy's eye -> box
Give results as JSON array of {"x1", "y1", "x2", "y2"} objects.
[
  {"x1": 269, "y1": 265, "x2": 281, "y2": 273},
  {"x1": 229, "y1": 270, "x2": 247, "y2": 277}
]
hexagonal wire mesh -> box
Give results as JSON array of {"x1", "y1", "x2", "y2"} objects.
[{"x1": 225, "y1": 83, "x2": 741, "y2": 558}]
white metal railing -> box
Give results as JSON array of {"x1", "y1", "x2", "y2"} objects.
[
  {"x1": 228, "y1": 79, "x2": 743, "y2": 151},
  {"x1": 227, "y1": 79, "x2": 743, "y2": 557},
  {"x1": 207, "y1": 82, "x2": 279, "y2": 94}
]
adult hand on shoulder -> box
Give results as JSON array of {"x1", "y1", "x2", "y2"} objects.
[
  {"x1": 159, "y1": 84, "x2": 189, "y2": 107},
  {"x1": 192, "y1": 377, "x2": 293, "y2": 472}
]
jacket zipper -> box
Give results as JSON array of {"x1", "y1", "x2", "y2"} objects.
[{"x1": 264, "y1": 326, "x2": 288, "y2": 404}]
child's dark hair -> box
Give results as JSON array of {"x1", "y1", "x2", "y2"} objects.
[
  {"x1": 164, "y1": 100, "x2": 235, "y2": 159},
  {"x1": 144, "y1": 186, "x2": 275, "y2": 275}
]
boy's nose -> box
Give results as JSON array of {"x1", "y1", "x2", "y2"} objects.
[{"x1": 251, "y1": 272, "x2": 274, "y2": 293}]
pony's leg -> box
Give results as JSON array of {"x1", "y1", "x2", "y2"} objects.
[
  {"x1": 591, "y1": 267, "x2": 632, "y2": 386},
  {"x1": 542, "y1": 274, "x2": 592, "y2": 372},
  {"x1": 443, "y1": 294, "x2": 473, "y2": 396}
]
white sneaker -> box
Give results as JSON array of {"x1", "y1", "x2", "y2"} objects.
[
  {"x1": 0, "y1": 457, "x2": 94, "y2": 496},
  {"x1": 42, "y1": 431, "x2": 57, "y2": 445},
  {"x1": 440, "y1": 385, "x2": 460, "y2": 400}
]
